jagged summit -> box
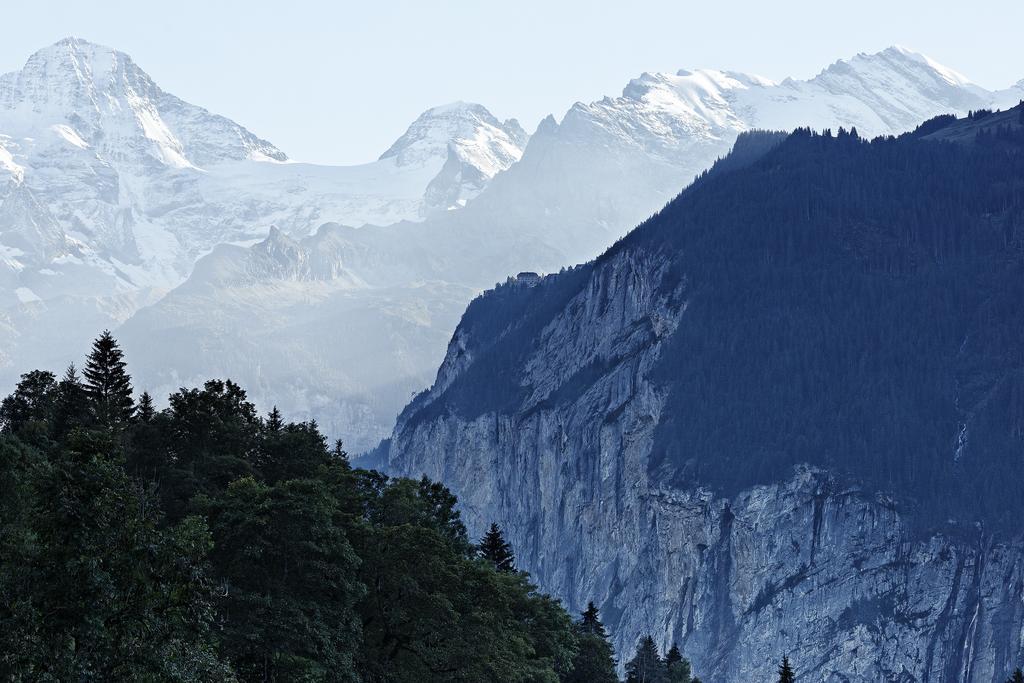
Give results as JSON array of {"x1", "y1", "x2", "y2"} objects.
[
  {"x1": 379, "y1": 100, "x2": 527, "y2": 172},
  {"x1": 379, "y1": 100, "x2": 529, "y2": 212},
  {"x1": 0, "y1": 36, "x2": 287, "y2": 167}
]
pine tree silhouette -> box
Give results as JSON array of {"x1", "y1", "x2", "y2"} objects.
[
  {"x1": 777, "y1": 655, "x2": 796, "y2": 683},
  {"x1": 579, "y1": 601, "x2": 608, "y2": 637},
  {"x1": 83, "y1": 331, "x2": 134, "y2": 428},
  {"x1": 665, "y1": 644, "x2": 692, "y2": 683},
  {"x1": 266, "y1": 406, "x2": 283, "y2": 432},
  {"x1": 136, "y1": 391, "x2": 156, "y2": 423},
  {"x1": 332, "y1": 438, "x2": 349, "y2": 462},
  {"x1": 625, "y1": 635, "x2": 665, "y2": 683},
  {"x1": 478, "y1": 523, "x2": 516, "y2": 572},
  {"x1": 1006, "y1": 668, "x2": 1024, "y2": 683},
  {"x1": 53, "y1": 364, "x2": 89, "y2": 436}
]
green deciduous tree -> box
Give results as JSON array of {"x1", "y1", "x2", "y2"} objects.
[
  {"x1": 199, "y1": 476, "x2": 363, "y2": 682},
  {"x1": 0, "y1": 369, "x2": 57, "y2": 436},
  {"x1": 0, "y1": 431, "x2": 231, "y2": 680},
  {"x1": 355, "y1": 477, "x2": 574, "y2": 682}
]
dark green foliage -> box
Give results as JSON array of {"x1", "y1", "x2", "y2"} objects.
[
  {"x1": 0, "y1": 430, "x2": 231, "y2": 680},
  {"x1": 136, "y1": 390, "x2": 156, "y2": 423},
  {"x1": 564, "y1": 602, "x2": 618, "y2": 683},
  {"x1": 198, "y1": 476, "x2": 362, "y2": 681},
  {"x1": 778, "y1": 655, "x2": 796, "y2": 683},
  {"x1": 579, "y1": 601, "x2": 608, "y2": 637},
  {"x1": 53, "y1": 364, "x2": 90, "y2": 438},
  {"x1": 479, "y1": 521, "x2": 516, "y2": 572},
  {"x1": 625, "y1": 635, "x2": 667, "y2": 683},
  {"x1": 332, "y1": 437, "x2": 349, "y2": 462},
  {"x1": 1, "y1": 337, "x2": 586, "y2": 682},
  {"x1": 83, "y1": 330, "x2": 135, "y2": 429},
  {"x1": 0, "y1": 370, "x2": 57, "y2": 436},
  {"x1": 355, "y1": 478, "x2": 575, "y2": 681},
  {"x1": 665, "y1": 644, "x2": 692, "y2": 683},
  {"x1": 1007, "y1": 667, "x2": 1024, "y2": 683}
]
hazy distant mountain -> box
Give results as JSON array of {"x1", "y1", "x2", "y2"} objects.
[
  {"x1": 0, "y1": 38, "x2": 524, "y2": 390},
  {"x1": 2, "y1": 39, "x2": 1022, "y2": 449},
  {"x1": 125, "y1": 46, "x2": 1024, "y2": 450}
]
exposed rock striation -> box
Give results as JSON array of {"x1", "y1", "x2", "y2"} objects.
[{"x1": 385, "y1": 118, "x2": 1024, "y2": 680}]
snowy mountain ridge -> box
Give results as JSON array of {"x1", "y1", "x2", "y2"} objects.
[
  {"x1": 0, "y1": 38, "x2": 525, "y2": 386},
  {"x1": 0, "y1": 37, "x2": 286, "y2": 168},
  {"x1": 3, "y1": 39, "x2": 1023, "y2": 452}
]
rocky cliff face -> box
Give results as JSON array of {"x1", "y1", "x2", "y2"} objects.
[{"x1": 384, "y1": 119, "x2": 1024, "y2": 680}]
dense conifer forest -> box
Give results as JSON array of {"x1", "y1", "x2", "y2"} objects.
[{"x1": 0, "y1": 332, "x2": 692, "y2": 681}]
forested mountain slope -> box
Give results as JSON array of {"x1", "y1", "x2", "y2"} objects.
[{"x1": 385, "y1": 106, "x2": 1024, "y2": 681}]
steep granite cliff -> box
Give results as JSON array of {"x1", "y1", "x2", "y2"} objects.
[{"x1": 385, "y1": 114, "x2": 1024, "y2": 680}]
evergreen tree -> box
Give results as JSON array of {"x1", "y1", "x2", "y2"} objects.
[
  {"x1": 82, "y1": 331, "x2": 134, "y2": 429},
  {"x1": 1006, "y1": 668, "x2": 1024, "y2": 683},
  {"x1": 266, "y1": 405, "x2": 283, "y2": 432},
  {"x1": 579, "y1": 601, "x2": 608, "y2": 637},
  {"x1": 478, "y1": 522, "x2": 516, "y2": 572},
  {"x1": 136, "y1": 391, "x2": 156, "y2": 423},
  {"x1": 665, "y1": 644, "x2": 692, "y2": 683},
  {"x1": 332, "y1": 438, "x2": 349, "y2": 463},
  {"x1": 778, "y1": 655, "x2": 796, "y2": 683},
  {"x1": 565, "y1": 601, "x2": 617, "y2": 683},
  {"x1": 626, "y1": 635, "x2": 667, "y2": 683},
  {"x1": 2, "y1": 338, "x2": 587, "y2": 682},
  {"x1": 53, "y1": 365, "x2": 90, "y2": 437}
]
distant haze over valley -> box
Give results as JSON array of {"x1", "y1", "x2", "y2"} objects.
[{"x1": 0, "y1": 37, "x2": 1022, "y2": 451}]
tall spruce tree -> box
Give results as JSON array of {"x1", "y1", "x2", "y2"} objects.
[
  {"x1": 478, "y1": 522, "x2": 516, "y2": 572},
  {"x1": 626, "y1": 635, "x2": 667, "y2": 683},
  {"x1": 332, "y1": 438, "x2": 349, "y2": 463},
  {"x1": 579, "y1": 601, "x2": 608, "y2": 637},
  {"x1": 83, "y1": 331, "x2": 134, "y2": 429},
  {"x1": 53, "y1": 365, "x2": 90, "y2": 437},
  {"x1": 564, "y1": 601, "x2": 618, "y2": 683},
  {"x1": 266, "y1": 406, "x2": 283, "y2": 433},
  {"x1": 777, "y1": 655, "x2": 796, "y2": 683},
  {"x1": 136, "y1": 391, "x2": 156, "y2": 423},
  {"x1": 1006, "y1": 668, "x2": 1024, "y2": 683},
  {"x1": 665, "y1": 643, "x2": 692, "y2": 683}
]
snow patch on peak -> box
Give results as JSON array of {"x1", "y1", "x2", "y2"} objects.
[
  {"x1": 380, "y1": 101, "x2": 529, "y2": 214},
  {"x1": 884, "y1": 45, "x2": 973, "y2": 86},
  {"x1": 379, "y1": 101, "x2": 528, "y2": 170},
  {"x1": 0, "y1": 36, "x2": 286, "y2": 168}
]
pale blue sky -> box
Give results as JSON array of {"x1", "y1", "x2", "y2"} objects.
[{"x1": 2, "y1": 0, "x2": 1022, "y2": 164}]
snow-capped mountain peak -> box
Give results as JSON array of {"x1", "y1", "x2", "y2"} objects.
[
  {"x1": 380, "y1": 100, "x2": 527, "y2": 170},
  {"x1": 379, "y1": 101, "x2": 529, "y2": 212},
  {"x1": 0, "y1": 37, "x2": 286, "y2": 168}
]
